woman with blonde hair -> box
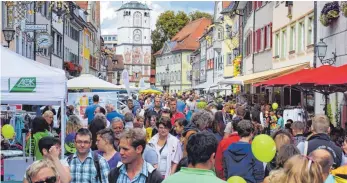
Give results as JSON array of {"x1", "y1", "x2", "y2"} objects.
[
  {"x1": 268, "y1": 154, "x2": 324, "y2": 183},
  {"x1": 64, "y1": 115, "x2": 82, "y2": 156}
]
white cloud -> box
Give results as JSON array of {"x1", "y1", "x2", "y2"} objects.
[
  {"x1": 150, "y1": 3, "x2": 166, "y2": 30},
  {"x1": 100, "y1": 1, "x2": 118, "y2": 25},
  {"x1": 101, "y1": 27, "x2": 118, "y2": 35}
]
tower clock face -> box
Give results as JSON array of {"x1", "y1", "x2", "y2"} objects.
[{"x1": 134, "y1": 30, "x2": 141, "y2": 42}]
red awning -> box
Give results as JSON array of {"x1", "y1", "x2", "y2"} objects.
[
  {"x1": 255, "y1": 68, "x2": 312, "y2": 87},
  {"x1": 255, "y1": 64, "x2": 347, "y2": 87},
  {"x1": 315, "y1": 64, "x2": 347, "y2": 85},
  {"x1": 295, "y1": 65, "x2": 341, "y2": 85}
]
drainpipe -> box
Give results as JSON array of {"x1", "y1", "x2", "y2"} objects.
[
  {"x1": 62, "y1": 14, "x2": 65, "y2": 69},
  {"x1": 49, "y1": 9, "x2": 52, "y2": 66},
  {"x1": 251, "y1": 3, "x2": 256, "y2": 95},
  {"x1": 313, "y1": 1, "x2": 317, "y2": 68},
  {"x1": 252, "y1": 5, "x2": 255, "y2": 74},
  {"x1": 181, "y1": 52, "x2": 183, "y2": 92},
  {"x1": 33, "y1": 2, "x2": 36, "y2": 61}
]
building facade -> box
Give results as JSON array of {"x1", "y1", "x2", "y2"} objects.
[
  {"x1": 155, "y1": 18, "x2": 212, "y2": 93},
  {"x1": 272, "y1": 1, "x2": 314, "y2": 69},
  {"x1": 315, "y1": 1, "x2": 347, "y2": 125},
  {"x1": 253, "y1": 1, "x2": 273, "y2": 73},
  {"x1": 76, "y1": 1, "x2": 101, "y2": 76},
  {"x1": 102, "y1": 34, "x2": 117, "y2": 49},
  {"x1": 64, "y1": 3, "x2": 88, "y2": 77},
  {"x1": 115, "y1": 1, "x2": 152, "y2": 86}
]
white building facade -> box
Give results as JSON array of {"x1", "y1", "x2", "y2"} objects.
[
  {"x1": 102, "y1": 34, "x2": 117, "y2": 49},
  {"x1": 116, "y1": 1, "x2": 152, "y2": 86}
]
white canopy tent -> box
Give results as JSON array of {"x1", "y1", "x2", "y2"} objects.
[
  {"x1": 204, "y1": 84, "x2": 231, "y2": 91},
  {"x1": 67, "y1": 74, "x2": 126, "y2": 90},
  {"x1": 1, "y1": 46, "x2": 67, "y2": 156}
]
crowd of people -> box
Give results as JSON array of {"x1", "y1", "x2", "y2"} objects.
[{"x1": 19, "y1": 91, "x2": 347, "y2": 183}]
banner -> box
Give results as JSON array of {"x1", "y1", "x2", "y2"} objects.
[
  {"x1": 8, "y1": 77, "x2": 36, "y2": 92},
  {"x1": 67, "y1": 92, "x2": 119, "y2": 125}
]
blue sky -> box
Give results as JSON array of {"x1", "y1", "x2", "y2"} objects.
[{"x1": 101, "y1": 1, "x2": 215, "y2": 35}]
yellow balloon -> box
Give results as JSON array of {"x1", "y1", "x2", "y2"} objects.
[
  {"x1": 1, "y1": 124, "x2": 15, "y2": 139},
  {"x1": 272, "y1": 102, "x2": 279, "y2": 110},
  {"x1": 227, "y1": 176, "x2": 246, "y2": 183},
  {"x1": 251, "y1": 134, "x2": 276, "y2": 162}
]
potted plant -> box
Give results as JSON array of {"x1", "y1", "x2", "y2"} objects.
[
  {"x1": 342, "y1": 2, "x2": 347, "y2": 17},
  {"x1": 320, "y1": 1, "x2": 340, "y2": 27}
]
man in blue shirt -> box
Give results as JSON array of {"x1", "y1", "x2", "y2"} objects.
[
  {"x1": 176, "y1": 95, "x2": 186, "y2": 113},
  {"x1": 84, "y1": 95, "x2": 100, "y2": 125},
  {"x1": 105, "y1": 104, "x2": 124, "y2": 122}
]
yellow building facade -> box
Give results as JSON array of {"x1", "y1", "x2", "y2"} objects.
[{"x1": 223, "y1": 14, "x2": 239, "y2": 78}]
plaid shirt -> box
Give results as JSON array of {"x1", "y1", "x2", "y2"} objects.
[
  {"x1": 116, "y1": 161, "x2": 149, "y2": 183},
  {"x1": 67, "y1": 150, "x2": 110, "y2": 183}
]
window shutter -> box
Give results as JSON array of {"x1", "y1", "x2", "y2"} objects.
[
  {"x1": 264, "y1": 26, "x2": 267, "y2": 49},
  {"x1": 257, "y1": 29, "x2": 261, "y2": 52},
  {"x1": 258, "y1": 1, "x2": 262, "y2": 8},
  {"x1": 252, "y1": 31, "x2": 255, "y2": 54},
  {"x1": 270, "y1": 23, "x2": 273, "y2": 48}
]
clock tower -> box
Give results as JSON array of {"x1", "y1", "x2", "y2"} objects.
[{"x1": 116, "y1": 1, "x2": 152, "y2": 86}]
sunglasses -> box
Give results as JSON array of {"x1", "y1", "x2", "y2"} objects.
[{"x1": 32, "y1": 176, "x2": 57, "y2": 183}]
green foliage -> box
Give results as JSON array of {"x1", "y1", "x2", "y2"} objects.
[
  {"x1": 151, "y1": 11, "x2": 190, "y2": 54},
  {"x1": 327, "y1": 104, "x2": 333, "y2": 124},
  {"x1": 189, "y1": 11, "x2": 212, "y2": 21}
]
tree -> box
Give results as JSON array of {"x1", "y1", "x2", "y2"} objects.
[
  {"x1": 151, "y1": 10, "x2": 190, "y2": 54},
  {"x1": 189, "y1": 11, "x2": 212, "y2": 21}
]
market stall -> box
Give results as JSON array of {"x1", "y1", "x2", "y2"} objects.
[
  {"x1": 67, "y1": 74, "x2": 125, "y2": 90},
  {"x1": 1, "y1": 46, "x2": 67, "y2": 181}
]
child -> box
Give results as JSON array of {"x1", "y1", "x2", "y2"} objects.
[
  {"x1": 277, "y1": 111, "x2": 284, "y2": 129},
  {"x1": 269, "y1": 111, "x2": 278, "y2": 134}
]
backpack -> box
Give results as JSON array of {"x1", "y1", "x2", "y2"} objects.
[{"x1": 67, "y1": 151, "x2": 102, "y2": 183}]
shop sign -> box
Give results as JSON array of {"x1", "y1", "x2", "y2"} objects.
[
  {"x1": 25, "y1": 24, "x2": 47, "y2": 31},
  {"x1": 8, "y1": 77, "x2": 36, "y2": 92}
]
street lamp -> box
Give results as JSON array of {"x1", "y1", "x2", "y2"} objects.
[
  {"x1": 316, "y1": 39, "x2": 337, "y2": 65},
  {"x1": 2, "y1": 27, "x2": 15, "y2": 48},
  {"x1": 316, "y1": 39, "x2": 327, "y2": 61}
]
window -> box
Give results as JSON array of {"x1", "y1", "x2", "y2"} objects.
[
  {"x1": 227, "y1": 53, "x2": 232, "y2": 65},
  {"x1": 308, "y1": 16, "x2": 314, "y2": 45},
  {"x1": 28, "y1": 44, "x2": 32, "y2": 59},
  {"x1": 233, "y1": 19, "x2": 239, "y2": 34},
  {"x1": 290, "y1": 25, "x2": 296, "y2": 51},
  {"x1": 85, "y1": 34, "x2": 89, "y2": 48},
  {"x1": 133, "y1": 12, "x2": 142, "y2": 27},
  {"x1": 245, "y1": 32, "x2": 253, "y2": 56},
  {"x1": 275, "y1": 33, "x2": 280, "y2": 56},
  {"x1": 112, "y1": 36, "x2": 116, "y2": 41},
  {"x1": 281, "y1": 29, "x2": 286, "y2": 58},
  {"x1": 55, "y1": 33, "x2": 63, "y2": 57},
  {"x1": 218, "y1": 28, "x2": 223, "y2": 40},
  {"x1": 298, "y1": 21, "x2": 305, "y2": 52},
  {"x1": 52, "y1": 31, "x2": 55, "y2": 53},
  {"x1": 22, "y1": 38, "x2": 26, "y2": 57}
]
